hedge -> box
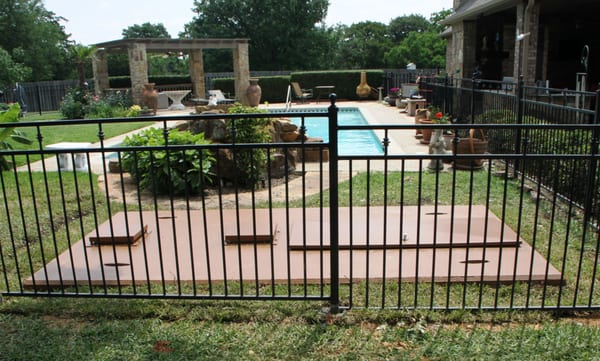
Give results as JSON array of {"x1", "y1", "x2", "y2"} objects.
[
  {"x1": 109, "y1": 75, "x2": 192, "y2": 88},
  {"x1": 212, "y1": 70, "x2": 385, "y2": 103}
]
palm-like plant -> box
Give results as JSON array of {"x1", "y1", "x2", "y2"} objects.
[
  {"x1": 0, "y1": 103, "x2": 33, "y2": 170},
  {"x1": 69, "y1": 44, "x2": 97, "y2": 88}
]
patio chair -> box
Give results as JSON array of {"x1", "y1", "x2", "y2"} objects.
[
  {"x1": 291, "y1": 82, "x2": 313, "y2": 103},
  {"x1": 208, "y1": 89, "x2": 236, "y2": 104}
]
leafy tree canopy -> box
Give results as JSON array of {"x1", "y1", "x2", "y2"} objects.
[
  {"x1": 384, "y1": 31, "x2": 446, "y2": 69},
  {"x1": 0, "y1": 0, "x2": 71, "y2": 82},
  {"x1": 183, "y1": 0, "x2": 329, "y2": 71},
  {"x1": 0, "y1": 47, "x2": 31, "y2": 90},
  {"x1": 332, "y1": 21, "x2": 393, "y2": 69},
  {"x1": 122, "y1": 22, "x2": 171, "y2": 39},
  {"x1": 388, "y1": 14, "x2": 432, "y2": 43}
]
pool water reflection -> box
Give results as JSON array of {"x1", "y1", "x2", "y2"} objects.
[{"x1": 273, "y1": 107, "x2": 383, "y2": 156}]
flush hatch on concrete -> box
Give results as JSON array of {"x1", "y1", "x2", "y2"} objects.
[{"x1": 25, "y1": 206, "x2": 562, "y2": 288}]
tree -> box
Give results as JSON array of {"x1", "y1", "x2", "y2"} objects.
[
  {"x1": 69, "y1": 44, "x2": 97, "y2": 87},
  {"x1": 384, "y1": 31, "x2": 446, "y2": 69},
  {"x1": 333, "y1": 21, "x2": 393, "y2": 69},
  {"x1": 122, "y1": 22, "x2": 171, "y2": 39},
  {"x1": 0, "y1": 47, "x2": 31, "y2": 91},
  {"x1": 183, "y1": 0, "x2": 329, "y2": 71},
  {"x1": 388, "y1": 14, "x2": 432, "y2": 43},
  {"x1": 0, "y1": 0, "x2": 71, "y2": 81},
  {"x1": 429, "y1": 9, "x2": 453, "y2": 33}
]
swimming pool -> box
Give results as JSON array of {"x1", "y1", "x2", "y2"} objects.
[{"x1": 270, "y1": 107, "x2": 383, "y2": 155}]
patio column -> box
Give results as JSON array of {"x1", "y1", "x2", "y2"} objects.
[
  {"x1": 128, "y1": 42, "x2": 149, "y2": 105},
  {"x1": 233, "y1": 42, "x2": 250, "y2": 105},
  {"x1": 189, "y1": 49, "x2": 206, "y2": 98},
  {"x1": 92, "y1": 49, "x2": 109, "y2": 96},
  {"x1": 522, "y1": 1, "x2": 541, "y2": 86}
]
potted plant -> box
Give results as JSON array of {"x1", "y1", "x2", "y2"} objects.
[
  {"x1": 431, "y1": 110, "x2": 454, "y2": 149},
  {"x1": 420, "y1": 108, "x2": 451, "y2": 145},
  {"x1": 452, "y1": 128, "x2": 488, "y2": 170},
  {"x1": 385, "y1": 87, "x2": 400, "y2": 106}
]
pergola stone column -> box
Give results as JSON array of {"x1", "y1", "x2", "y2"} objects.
[
  {"x1": 189, "y1": 49, "x2": 205, "y2": 98},
  {"x1": 92, "y1": 38, "x2": 251, "y2": 106},
  {"x1": 92, "y1": 49, "x2": 109, "y2": 96},
  {"x1": 128, "y1": 42, "x2": 149, "y2": 105},
  {"x1": 233, "y1": 42, "x2": 250, "y2": 105}
]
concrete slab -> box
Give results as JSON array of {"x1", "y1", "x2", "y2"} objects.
[{"x1": 25, "y1": 206, "x2": 562, "y2": 288}]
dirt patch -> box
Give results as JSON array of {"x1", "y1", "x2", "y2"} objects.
[{"x1": 98, "y1": 170, "x2": 333, "y2": 210}]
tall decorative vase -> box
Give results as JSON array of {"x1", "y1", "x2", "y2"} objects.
[
  {"x1": 356, "y1": 71, "x2": 371, "y2": 99},
  {"x1": 246, "y1": 78, "x2": 262, "y2": 107},
  {"x1": 141, "y1": 83, "x2": 158, "y2": 115}
]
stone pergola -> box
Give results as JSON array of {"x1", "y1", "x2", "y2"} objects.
[{"x1": 92, "y1": 38, "x2": 251, "y2": 105}]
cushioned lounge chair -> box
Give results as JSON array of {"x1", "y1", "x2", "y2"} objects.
[
  {"x1": 208, "y1": 89, "x2": 236, "y2": 104},
  {"x1": 291, "y1": 82, "x2": 313, "y2": 103}
]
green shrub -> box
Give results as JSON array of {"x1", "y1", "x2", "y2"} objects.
[
  {"x1": 212, "y1": 70, "x2": 385, "y2": 102},
  {"x1": 60, "y1": 87, "x2": 133, "y2": 119},
  {"x1": 109, "y1": 75, "x2": 192, "y2": 88},
  {"x1": 59, "y1": 87, "x2": 87, "y2": 119},
  {"x1": 290, "y1": 70, "x2": 385, "y2": 100},
  {"x1": 85, "y1": 96, "x2": 117, "y2": 118},
  {"x1": 103, "y1": 89, "x2": 133, "y2": 108},
  {"x1": 212, "y1": 76, "x2": 292, "y2": 103},
  {"x1": 225, "y1": 104, "x2": 271, "y2": 187},
  {"x1": 121, "y1": 128, "x2": 215, "y2": 195},
  {"x1": 126, "y1": 105, "x2": 142, "y2": 117},
  {"x1": 0, "y1": 103, "x2": 32, "y2": 170}
]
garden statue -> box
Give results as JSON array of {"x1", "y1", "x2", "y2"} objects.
[{"x1": 427, "y1": 129, "x2": 445, "y2": 171}]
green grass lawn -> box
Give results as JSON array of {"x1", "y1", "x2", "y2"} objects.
[
  {"x1": 1, "y1": 165, "x2": 599, "y2": 359},
  {"x1": 0, "y1": 297, "x2": 598, "y2": 360},
  {"x1": 7, "y1": 111, "x2": 154, "y2": 166}
]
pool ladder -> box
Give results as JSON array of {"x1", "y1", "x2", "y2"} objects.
[{"x1": 285, "y1": 85, "x2": 292, "y2": 110}]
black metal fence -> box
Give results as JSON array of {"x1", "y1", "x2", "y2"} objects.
[
  {"x1": 423, "y1": 76, "x2": 600, "y2": 227},
  {"x1": 1, "y1": 70, "x2": 438, "y2": 114},
  {"x1": 1, "y1": 96, "x2": 599, "y2": 311}
]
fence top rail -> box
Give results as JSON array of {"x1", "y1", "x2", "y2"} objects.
[
  {"x1": 0, "y1": 110, "x2": 333, "y2": 129},
  {"x1": 336, "y1": 123, "x2": 600, "y2": 131}
]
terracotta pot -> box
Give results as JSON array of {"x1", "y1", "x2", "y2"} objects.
[
  {"x1": 141, "y1": 83, "x2": 158, "y2": 115},
  {"x1": 452, "y1": 129, "x2": 488, "y2": 169},
  {"x1": 246, "y1": 78, "x2": 262, "y2": 107},
  {"x1": 418, "y1": 118, "x2": 433, "y2": 144}
]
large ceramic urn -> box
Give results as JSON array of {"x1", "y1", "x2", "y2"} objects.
[
  {"x1": 246, "y1": 78, "x2": 262, "y2": 107},
  {"x1": 141, "y1": 83, "x2": 158, "y2": 115},
  {"x1": 356, "y1": 71, "x2": 371, "y2": 99}
]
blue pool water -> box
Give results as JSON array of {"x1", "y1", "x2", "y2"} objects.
[{"x1": 271, "y1": 107, "x2": 383, "y2": 155}]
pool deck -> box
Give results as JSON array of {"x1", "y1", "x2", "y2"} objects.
[
  {"x1": 271, "y1": 99, "x2": 438, "y2": 172},
  {"x1": 19, "y1": 99, "x2": 433, "y2": 174}
]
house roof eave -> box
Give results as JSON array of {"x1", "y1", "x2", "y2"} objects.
[{"x1": 441, "y1": 0, "x2": 518, "y2": 25}]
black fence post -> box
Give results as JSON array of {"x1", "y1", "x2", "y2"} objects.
[
  {"x1": 444, "y1": 74, "x2": 450, "y2": 114},
  {"x1": 470, "y1": 76, "x2": 476, "y2": 124},
  {"x1": 36, "y1": 84, "x2": 43, "y2": 115},
  {"x1": 514, "y1": 76, "x2": 525, "y2": 178},
  {"x1": 328, "y1": 94, "x2": 340, "y2": 314},
  {"x1": 582, "y1": 88, "x2": 600, "y2": 231}
]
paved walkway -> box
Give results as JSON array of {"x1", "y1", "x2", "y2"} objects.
[{"x1": 20, "y1": 100, "x2": 435, "y2": 174}]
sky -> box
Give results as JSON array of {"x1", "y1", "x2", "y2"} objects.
[{"x1": 42, "y1": 0, "x2": 453, "y2": 45}]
